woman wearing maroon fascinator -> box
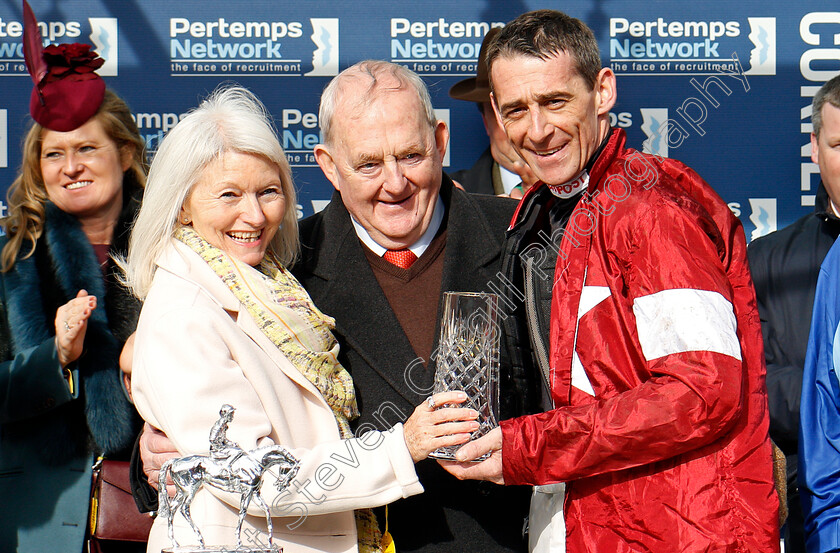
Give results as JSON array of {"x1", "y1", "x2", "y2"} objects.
[{"x1": 0, "y1": 2, "x2": 147, "y2": 552}]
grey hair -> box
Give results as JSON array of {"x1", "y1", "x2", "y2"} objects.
[
  {"x1": 318, "y1": 60, "x2": 437, "y2": 145},
  {"x1": 813, "y1": 74, "x2": 840, "y2": 138},
  {"x1": 120, "y1": 85, "x2": 298, "y2": 299}
]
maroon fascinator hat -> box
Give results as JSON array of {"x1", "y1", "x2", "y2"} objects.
[{"x1": 23, "y1": 0, "x2": 105, "y2": 132}]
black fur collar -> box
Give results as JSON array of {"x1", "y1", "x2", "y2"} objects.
[{"x1": 2, "y1": 194, "x2": 141, "y2": 457}]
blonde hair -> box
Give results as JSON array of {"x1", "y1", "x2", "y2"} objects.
[
  {"x1": 1, "y1": 89, "x2": 147, "y2": 271},
  {"x1": 121, "y1": 85, "x2": 298, "y2": 299}
]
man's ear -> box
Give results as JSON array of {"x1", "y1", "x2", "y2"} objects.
[
  {"x1": 434, "y1": 120, "x2": 449, "y2": 161},
  {"x1": 812, "y1": 132, "x2": 820, "y2": 165},
  {"x1": 314, "y1": 144, "x2": 341, "y2": 192},
  {"x1": 594, "y1": 67, "x2": 618, "y2": 116},
  {"x1": 490, "y1": 93, "x2": 504, "y2": 130}
]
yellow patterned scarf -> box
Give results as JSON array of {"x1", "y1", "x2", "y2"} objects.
[{"x1": 175, "y1": 227, "x2": 382, "y2": 552}]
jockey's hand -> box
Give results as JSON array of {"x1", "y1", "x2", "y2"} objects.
[
  {"x1": 438, "y1": 426, "x2": 505, "y2": 485},
  {"x1": 140, "y1": 423, "x2": 178, "y2": 497}
]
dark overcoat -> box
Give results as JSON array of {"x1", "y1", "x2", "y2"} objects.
[
  {"x1": 0, "y1": 192, "x2": 142, "y2": 553},
  {"x1": 449, "y1": 146, "x2": 496, "y2": 196},
  {"x1": 294, "y1": 175, "x2": 531, "y2": 552}
]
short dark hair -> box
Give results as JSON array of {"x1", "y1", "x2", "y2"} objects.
[
  {"x1": 813, "y1": 74, "x2": 840, "y2": 138},
  {"x1": 486, "y1": 9, "x2": 601, "y2": 90}
]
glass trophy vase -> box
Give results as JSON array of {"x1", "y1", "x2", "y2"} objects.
[{"x1": 429, "y1": 291, "x2": 500, "y2": 460}]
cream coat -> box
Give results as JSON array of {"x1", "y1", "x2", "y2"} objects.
[{"x1": 132, "y1": 240, "x2": 423, "y2": 553}]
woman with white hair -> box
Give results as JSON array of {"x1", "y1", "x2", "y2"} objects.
[{"x1": 123, "y1": 86, "x2": 477, "y2": 553}]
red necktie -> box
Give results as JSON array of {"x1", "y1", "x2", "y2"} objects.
[{"x1": 383, "y1": 249, "x2": 418, "y2": 269}]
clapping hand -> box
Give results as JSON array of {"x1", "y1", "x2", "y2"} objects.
[{"x1": 54, "y1": 289, "x2": 96, "y2": 367}]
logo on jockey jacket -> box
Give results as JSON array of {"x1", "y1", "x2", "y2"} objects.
[{"x1": 548, "y1": 171, "x2": 589, "y2": 199}]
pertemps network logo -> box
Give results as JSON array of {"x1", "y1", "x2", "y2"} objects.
[
  {"x1": 640, "y1": 108, "x2": 669, "y2": 158},
  {"x1": 748, "y1": 198, "x2": 777, "y2": 240},
  {"x1": 745, "y1": 17, "x2": 775, "y2": 76},
  {"x1": 169, "y1": 17, "x2": 338, "y2": 77},
  {"x1": 0, "y1": 16, "x2": 115, "y2": 76},
  {"x1": 609, "y1": 16, "x2": 775, "y2": 77},
  {"x1": 390, "y1": 18, "x2": 504, "y2": 76},
  {"x1": 89, "y1": 18, "x2": 118, "y2": 76},
  {"x1": 305, "y1": 18, "x2": 339, "y2": 77},
  {"x1": 0, "y1": 108, "x2": 7, "y2": 169}
]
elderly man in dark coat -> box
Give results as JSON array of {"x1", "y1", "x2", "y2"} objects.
[
  {"x1": 132, "y1": 60, "x2": 533, "y2": 552},
  {"x1": 298, "y1": 59, "x2": 531, "y2": 552}
]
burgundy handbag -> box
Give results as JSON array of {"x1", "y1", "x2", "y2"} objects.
[{"x1": 89, "y1": 458, "x2": 154, "y2": 549}]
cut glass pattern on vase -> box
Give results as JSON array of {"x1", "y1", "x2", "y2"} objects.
[{"x1": 429, "y1": 292, "x2": 500, "y2": 461}]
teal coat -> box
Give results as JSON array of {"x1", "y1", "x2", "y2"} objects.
[{"x1": 0, "y1": 194, "x2": 141, "y2": 552}]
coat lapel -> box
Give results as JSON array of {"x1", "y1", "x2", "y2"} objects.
[
  {"x1": 162, "y1": 240, "x2": 327, "y2": 402},
  {"x1": 300, "y1": 193, "x2": 430, "y2": 404},
  {"x1": 4, "y1": 204, "x2": 107, "y2": 354},
  {"x1": 44, "y1": 203, "x2": 108, "y2": 323},
  {"x1": 438, "y1": 176, "x2": 510, "y2": 300},
  {"x1": 3, "y1": 249, "x2": 50, "y2": 354},
  {"x1": 234, "y1": 308, "x2": 329, "y2": 403}
]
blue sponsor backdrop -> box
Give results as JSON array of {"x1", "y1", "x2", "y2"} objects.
[{"x1": 0, "y1": 1, "x2": 836, "y2": 240}]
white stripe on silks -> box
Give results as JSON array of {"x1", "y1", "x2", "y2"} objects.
[
  {"x1": 577, "y1": 285, "x2": 611, "y2": 319},
  {"x1": 570, "y1": 286, "x2": 610, "y2": 396},
  {"x1": 632, "y1": 288, "x2": 742, "y2": 361},
  {"x1": 571, "y1": 352, "x2": 595, "y2": 396}
]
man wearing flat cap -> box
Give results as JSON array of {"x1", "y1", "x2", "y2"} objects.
[{"x1": 449, "y1": 27, "x2": 536, "y2": 198}]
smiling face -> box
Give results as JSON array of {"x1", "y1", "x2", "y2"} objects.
[
  {"x1": 314, "y1": 83, "x2": 448, "y2": 250},
  {"x1": 181, "y1": 151, "x2": 286, "y2": 266},
  {"x1": 490, "y1": 52, "x2": 615, "y2": 186},
  {"x1": 40, "y1": 117, "x2": 130, "y2": 224}
]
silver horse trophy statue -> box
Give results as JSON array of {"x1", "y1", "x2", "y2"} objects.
[{"x1": 158, "y1": 405, "x2": 300, "y2": 552}]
